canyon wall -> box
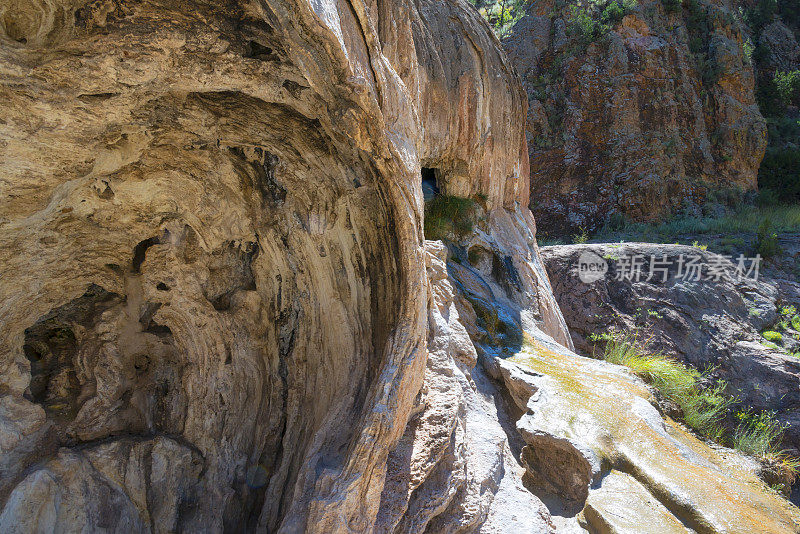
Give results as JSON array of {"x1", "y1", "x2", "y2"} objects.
[{"x1": 503, "y1": 0, "x2": 766, "y2": 234}]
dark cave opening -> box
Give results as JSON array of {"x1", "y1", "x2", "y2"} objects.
[{"x1": 421, "y1": 167, "x2": 440, "y2": 202}]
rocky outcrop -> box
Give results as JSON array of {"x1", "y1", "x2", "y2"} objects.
[
  {"x1": 503, "y1": 0, "x2": 766, "y2": 234},
  {"x1": 540, "y1": 243, "x2": 800, "y2": 452},
  {"x1": 760, "y1": 20, "x2": 800, "y2": 73},
  {"x1": 378, "y1": 241, "x2": 800, "y2": 534},
  {"x1": 376, "y1": 242, "x2": 554, "y2": 533}
]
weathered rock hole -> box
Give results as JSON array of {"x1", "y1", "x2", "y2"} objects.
[
  {"x1": 22, "y1": 284, "x2": 121, "y2": 421},
  {"x1": 156, "y1": 282, "x2": 170, "y2": 291},
  {"x1": 203, "y1": 241, "x2": 259, "y2": 311},
  {"x1": 246, "y1": 40, "x2": 279, "y2": 61},
  {"x1": 132, "y1": 236, "x2": 161, "y2": 273},
  {"x1": 133, "y1": 353, "x2": 151, "y2": 375},
  {"x1": 282, "y1": 79, "x2": 305, "y2": 99}
]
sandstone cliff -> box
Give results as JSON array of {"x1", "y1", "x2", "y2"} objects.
[
  {"x1": 503, "y1": 0, "x2": 767, "y2": 234},
  {"x1": 0, "y1": 0, "x2": 562, "y2": 530}
]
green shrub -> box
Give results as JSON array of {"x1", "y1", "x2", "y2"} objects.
[
  {"x1": 744, "y1": 38, "x2": 755, "y2": 64},
  {"x1": 570, "y1": 5, "x2": 604, "y2": 42},
  {"x1": 756, "y1": 77, "x2": 785, "y2": 118},
  {"x1": 473, "y1": 0, "x2": 530, "y2": 38},
  {"x1": 763, "y1": 330, "x2": 783, "y2": 342},
  {"x1": 601, "y1": 1, "x2": 625, "y2": 24},
  {"x1": 755, "y1": 188, "x2": 782, "y2": 208},
  {"x1": 424, "y1": 196, "x2": 477, "y2": 241},
  {"x1": 756, "y1": 218, "x2": 781, "y2": 259},
  {"x1": 775, "y1": 70, "x2": 800, "y2": 107},
  {"x1": 572, "y1": 227, "x2": 589, "y2": 244},
  {"x1": 759, "y1": 148, "x2": 800, "y2": 203},
  {"x1": 662, "y1": 0, "x2": 682, "y2": 14},
  {"x1": 779, "y1": 0, "x2": 800, "y2": 27},
  {"x1": 743, "y1": 0, "x2": 778, "y2": 34}
]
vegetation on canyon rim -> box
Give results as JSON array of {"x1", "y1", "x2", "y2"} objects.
[
  {"x1": 734, "y1": 0, "x2": 799, "y2": 204},
  {"x1": 478, "y1": 0, "x2": 800, "y2": 239}
]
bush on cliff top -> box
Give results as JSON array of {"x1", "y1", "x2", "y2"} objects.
[{"x1": 469, "y1": 0, "x2": 529, "y2": 38}]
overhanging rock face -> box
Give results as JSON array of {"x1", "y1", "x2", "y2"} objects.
[{"x1": 0, "y1": 0, "x2": 565, "y2": 531}]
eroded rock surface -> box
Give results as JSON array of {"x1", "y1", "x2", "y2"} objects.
[
  {"x1": 503, "y1": 0, "x2": 766, "y2": 233},
  {"x1": 376, "y1": 242, "x2": 554, "y2": 533}
]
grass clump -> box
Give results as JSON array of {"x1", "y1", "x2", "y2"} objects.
[
  {"x1": 594, "y1": 332, "x2": 798, "y2": 479},
  {"x1": 733, "y1": 410, "x2": 786, "y2": 457},
  {"x1": 424, "y1": 195, "x2": 477, "y2": 241},
  {"x1": 572, "y1": 227, "x2": 589, "y2": 244},
  {"x1": 732, "y1": 410, "x2": 799, "y2": 491},
  {"x1": 593, "y1": 203, "x2": 800, "y2": 244},
  {"x1": 598, "y1": 333, "x2": 731, "y2": 440}
]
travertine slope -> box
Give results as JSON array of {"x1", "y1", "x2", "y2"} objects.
[{"x1": 503, "y1": 0, "x2": 767, "y2": 234}]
